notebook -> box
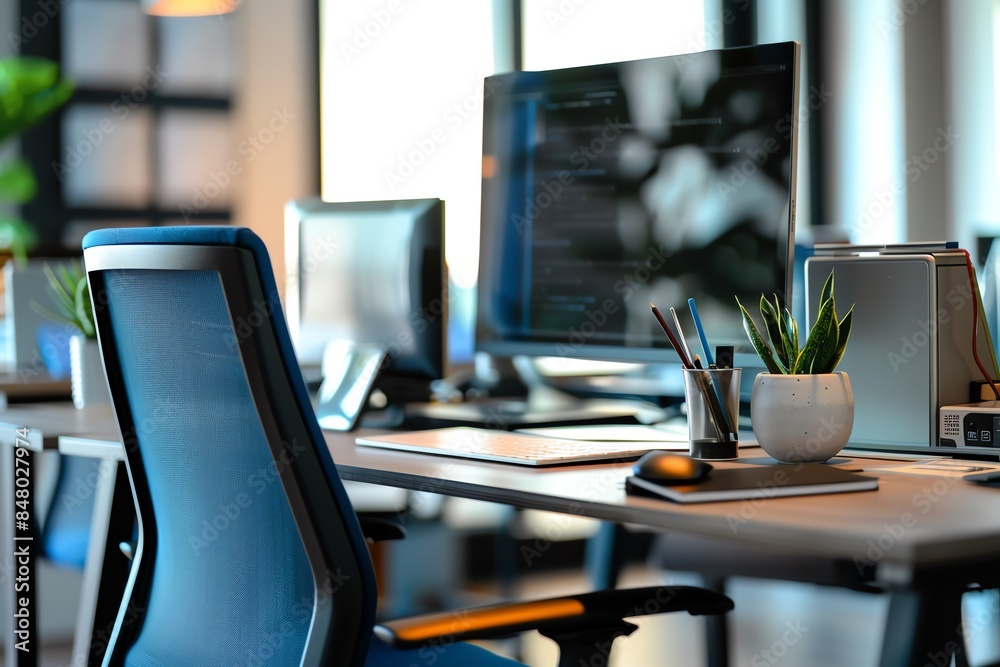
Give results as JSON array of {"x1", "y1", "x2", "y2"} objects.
[
  {"x1": 355, "y1": 427, "x2": 672, "y2": 466},
  {"x1": 626, "y1": 464, "x2": 879, "y2": 504}
]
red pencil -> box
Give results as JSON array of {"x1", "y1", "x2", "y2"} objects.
[{"x1": 650, "y1": 303, "x2": 694, "y2": 369}]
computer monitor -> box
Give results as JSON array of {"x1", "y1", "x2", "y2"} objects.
[
  {"x1": 476, "y1": 42, "x2": 800, "y2": 387},
  {"x1": 284, "y1": 197, "x2": 445, "y2": 409}
]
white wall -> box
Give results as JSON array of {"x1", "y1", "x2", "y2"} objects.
[
  {"x1": 232, "y1": 0, "x2": 317, "y2": 297},
  {"x1": 946, "y1": 0, "x2": 999, "y2": 250},
  {"x1": 825, "y1": 0, "x2": 906, "y2": 244}
]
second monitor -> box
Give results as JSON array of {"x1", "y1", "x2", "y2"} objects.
[
  {"x1": 284, "y1": 197, "x2": 445, "y2": 427},
  {"x1": 476, "y1": 42, "x2": 801, "y2": 388}
]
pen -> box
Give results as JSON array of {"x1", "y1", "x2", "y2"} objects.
[
  {"x1": 650, "y1": 303, "x2": 693, "y2": 369},
  {"x1": 692, "y1": 367, "x2": 734, "y2": 443},
  {"x1": 687, "y1": 298, "x2": 715, "y2": 367},
  {"x1": 652, "y1": 304, "x2": 732, "y2": 442},
  {"x1": 670, "y1": 307, "x2": 694, "y2": 365}
]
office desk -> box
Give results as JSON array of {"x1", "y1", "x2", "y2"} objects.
[
  {"x1": 4, "y1": 402, "x2": 1000, "y2": 666},
  {"x1": 0, "y1": 404, "x2": 126, "y2": 667},
  {"x1": 0, "y1": 371, "x2": 71, "y2": 403},
  {"x1": 332, "y1": 433, "x2": 1000, "y2": 667}
]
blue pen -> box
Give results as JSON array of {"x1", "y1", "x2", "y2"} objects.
[{"x1": 687, "y1": 298, "x2": 715, "y2": 367}]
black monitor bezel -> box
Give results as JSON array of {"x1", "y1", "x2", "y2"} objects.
[
  {"x1": 284, "y1": 197, "x2": 446, "y2": 382},
  {"x1": 475, "y1": 42, "x2": 800, "y2": 368}
]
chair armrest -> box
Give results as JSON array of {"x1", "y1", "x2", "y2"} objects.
[
  {"x1": 358, "y1": 515, "x2": 406, "y2": 542},
  {"x1": 374, "y1": 585, "x2": 732, "y2": 649}
]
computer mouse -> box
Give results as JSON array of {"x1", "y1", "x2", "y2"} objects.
[
  {"x1": 964, "y1": 471, "x2": 1000, "y2": 487},
  {"x1": 632, "y1": 451, "x2": 713, "y2": 484}
]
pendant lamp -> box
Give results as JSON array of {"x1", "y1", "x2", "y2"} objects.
[{"x1": 142, "y1": 0, "x2": 238, "y2": 17}]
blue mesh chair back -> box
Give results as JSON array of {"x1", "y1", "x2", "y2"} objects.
[
  {"x1": 40, "y1": 454, "x2": 100, "y2": 569},
  {"x1": 83, "y1": 227, "x2": 377, "y2": 667},
  {"x1": 84, "y1": 227, "x2": 523, "y2": 667}
]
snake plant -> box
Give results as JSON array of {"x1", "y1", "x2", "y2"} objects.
[
  {"x1": 737, "y1": 269, "x2": 853, "y2": 375},
  {"x1": 30, "y1": 261, "x2": 95, "y2": 339}
]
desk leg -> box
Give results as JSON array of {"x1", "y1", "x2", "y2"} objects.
[
  {"x1": 879, "y1": 585, "x2": 965, "y2": 667},
  {"x1": 584, "y1": 522, "x2": 630, "y2": 590},
  {"x1": 701, "y1": 575, "x2": 730, "y2": 667},
  {"x1": 0, "y1": 438, "x2": 38, "y2": 667},
  {"x1": 71, "y1": 460, "x2": 133, "y2": 667}
]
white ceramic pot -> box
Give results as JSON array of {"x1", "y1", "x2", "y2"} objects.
[
  {"x1": 750, "y1": 372, "x2": 854, "y2": 463},
  {"x1": 70, "y1": 334, "x2": 110, "y2": 409}
]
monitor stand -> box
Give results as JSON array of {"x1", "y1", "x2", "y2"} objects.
[{"x1": 399, "y1": 356, "x2": 668, "y2": 430}]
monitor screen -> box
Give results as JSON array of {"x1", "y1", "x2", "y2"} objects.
[
  {"x1": 284, "y1": 198, "x2": 445, "y2": 382},
  {"x1": 476, "y1": 42, "x2": 800, "y2": 369}
]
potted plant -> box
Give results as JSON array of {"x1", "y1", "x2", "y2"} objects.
[
  {"x1": 0, "y1": 57, "x2": 74, "y2": 262},
  {"x1": 737, "y1": 270, "x2": 854, "y2": 462},
  {"x1": 32, "y1": 261, "x2": 107, "y2": 408}
]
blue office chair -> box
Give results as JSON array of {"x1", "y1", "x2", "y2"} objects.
[
  {"x1": 36, "y1": 454, "x2": 96, "y2": 568},
  {"x1": 82, "y1": 226, "x2": 732, "y2": 667}
]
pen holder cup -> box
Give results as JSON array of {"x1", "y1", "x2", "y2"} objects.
[{"x1": 682, "y1": 367, "x2": 741, "y2": 460}]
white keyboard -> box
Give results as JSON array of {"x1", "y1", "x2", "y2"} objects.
[{"x1": 355, "y1": 427, "x2": 674, "y2": 466}]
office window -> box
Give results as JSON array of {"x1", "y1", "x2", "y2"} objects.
[
  {"x1": 319, "y1": 0, "x2": 495, "y2": 290},
  {"x1": 17, "y1": 0, "x2": 238, "y2": 252},
  {"x1": 320, "y1": 0, "x2": 723, "y2": 290},
  {"x1": 521, "y1": 0, "x2": 708, "y2": 71}
]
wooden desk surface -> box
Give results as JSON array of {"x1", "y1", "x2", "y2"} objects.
[
  {"x1": 5, "y1": 401, "x2": 1000, "y2": 586},
  {"x1": 0, "y1": 402, "x2": 116, "y2": 451},
  {"x1": 327, "y1": 429, "x2": 1000, "y2": 584},
  {"x1": 0, "y1": 370, "x2": 71, "y2": 401}
]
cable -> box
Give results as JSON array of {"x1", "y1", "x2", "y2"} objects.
[{"x1": 961, "y1": 249, "x2": 1000, "y2": 400}]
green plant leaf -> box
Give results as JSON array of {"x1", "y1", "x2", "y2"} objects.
[
  {"x1": 794, "y1": 296, "x2": 834, "y2": 374},
  {"x1": 782, "y1": 308, "x2": 799, "y2": 362},
  {"x1": 0, "y1": 159, "x2": 36, "y2": 203},
  {"x1": 43, "y1": 263, "x2": 75, "y2": 314},
  {"x1": 810, "y1": 297, "x2": 840, "y2": 373},
  {"x1": 28, "y1": 299, "x2": 77, "y2": 330},
  {"x1": 737, "y1": 296, "x2": 784, "y2": 374},
  {"x1": 760, "y1": 294, "x2": 787, "y2": 368},
  {"x1": 74, "y1": 276, "x2": 95, "y2": 338},
  {"x1": 823, "y1": 306, "x2": 854, "y2": 372},
  {"x1": 33, "y1": 260, "x2": 95, "y2": 338},
  {"x1": 819, "y1": 269, "x2": 835, "y2": 308},
  {"x1": 0, "y1": 215, "x2": 37, "y2": 262},
  {"x1": 0, "y1": 57, "x2": 74, "y2": 145}
]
